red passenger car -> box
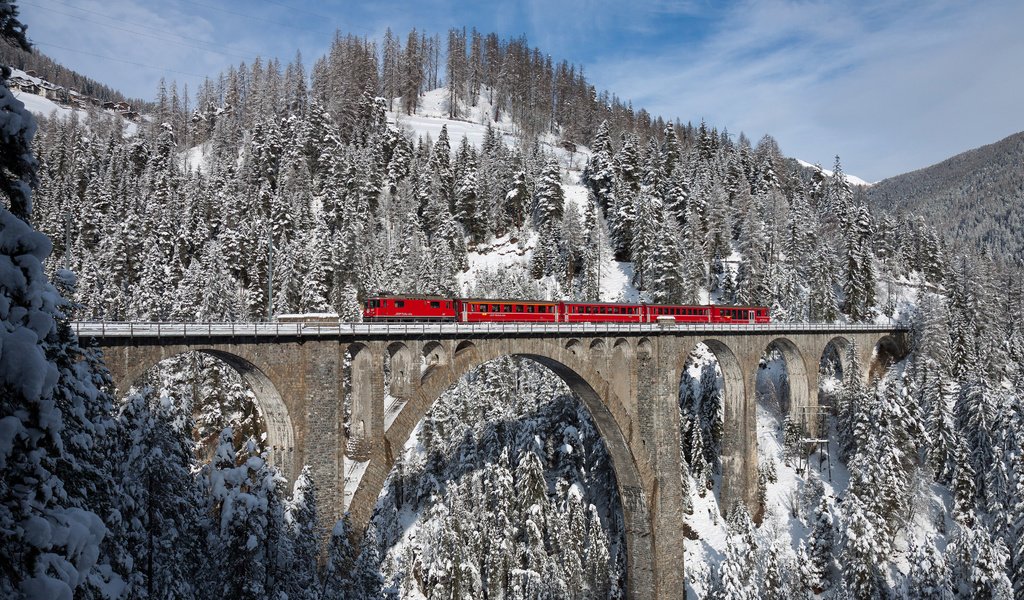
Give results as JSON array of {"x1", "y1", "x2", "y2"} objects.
[
  {"x1": 363, "y1": 295, "x2": 771, "y2": 324},
  {"x1": 456, "y1": 298, "x2": 559, "y2": 322},
  {"x1": 560, "y1": 302, "x2": 645, "y2": 323},
  {"x1": 644, "y1": 304, "x2": 770, "y2": 324}
]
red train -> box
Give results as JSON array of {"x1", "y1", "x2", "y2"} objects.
[{"x1": 363, "y1": 296, "x2": 770, "y2": 324}]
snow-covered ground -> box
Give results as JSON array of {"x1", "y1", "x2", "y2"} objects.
[
  {"x1": 9, "y1": 68, "x2": 139, "y2": 133},
  {"x1": 681, "y1": 351, "x2": 950, "y2": 596}
]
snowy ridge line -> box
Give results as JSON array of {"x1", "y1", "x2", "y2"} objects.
[{"x1": 71, "y1": 321, "x2": 907, "y2": 340}]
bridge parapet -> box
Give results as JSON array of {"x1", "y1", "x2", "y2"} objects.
[{"x1": 73, "y1": 320, "x2": 908, "y2": 341}]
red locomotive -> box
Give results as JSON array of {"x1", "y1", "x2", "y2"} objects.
[{"x1": 363, "y1": 296, "x2": 770, "y2": 324}]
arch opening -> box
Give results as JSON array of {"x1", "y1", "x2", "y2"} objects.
[
  {"x1": 347, "y1": 343, "x2": 376, "y2": 461},
  {"x1": 420, "y1": 341, "x2": 448, "y2": 382},
  {"x1": 127, "y1": 349, "x2": 296, "y2": 481},
  {"x1": 675, "y1": 341, "x2": 733, "y2": 509},
  {"x1": 870, "y1": 335, "x2": 903, "y2": 382},
  {"x1": 348, "y1": 347, "x2": 646, "y2": 598},
  {"x1": 385, "y1": 342, "x2": 413, "y2": 398},
  {"x1": 819, "y1": 336, "x2": 853, "y2": 407}
]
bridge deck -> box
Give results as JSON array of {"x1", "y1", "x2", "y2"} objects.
[{"x1": 72, "y1": 320, "x2": 908, "y2": 341}]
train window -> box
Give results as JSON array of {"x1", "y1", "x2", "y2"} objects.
[
  {"x1": 516, "y1": 305, "x2": 523, "y2": 312},
  {"x1": 528, "y1": 306, "x2": 535, "y2": 313},
  {"x1": 490, "y1": 304, "x2": 498, "y2": 312},
  {"x1": 395, "y1": 301, "x2": 405, "y2": 308},
  {"x1": 430, "y1": 301, "x2": 440, "y2": 309}
]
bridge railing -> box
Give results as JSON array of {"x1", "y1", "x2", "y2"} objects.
[{"x1": 70, "y1": 320, "x2": 907, "y2": 339}]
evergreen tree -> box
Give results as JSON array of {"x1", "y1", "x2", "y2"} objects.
[
  {"x1": 0, "y1": 67, "x2": 117, "y2": 599},
  {"x1": 534, "y1": 157, "x2": 564, "y2": 227},
  {"x1": 843, "y1": 205, "x2": 876, "y2": 322},
  {"x1": 284, "y1": 467, "x2": 323, "y2": 600},
  {"x1": 906, "y1": 535, "x2": 951, "y2": 600},
  {"x1": 807, "y1": 495, "x2": 835, "y2": 592}
]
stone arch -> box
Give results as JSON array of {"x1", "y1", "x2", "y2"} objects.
[
  {"x1": 613, "y1": 337, "x2": 633, "y2": 359},
  {"x1": 869, "y1": 335, "x2": 903, "y2": 382},
  {"x1": 421, "y1": 341, "x2": 448, "y2": 381},
  {"x1": 454, "y1": 340, "x2": 477, "y2": 359},
  {"x1": 637, "y1": 337, "x2": 653, "y2": 359},
  {"x1": 590, "y1": 338, "x2": 607, "y2": 356},
  {"x1": 386, "y1": 342, "x2": 413, "y2": 398},
  {"x1": 760, "y1": 338, "x2": 811, "y2": 420},
  {"x1": 565, "y1": 338, "x2": 583, "y2": 357},
  {"x1": 352, "y1": 339, "x2": 654, "y2": 598},
  {"x1": 611, "y1": 338, "x2": 635, "y2": 407},
  {"x1": 117, "y1": 347, "x2": 297, "y2": 482},
  {"x1": 821, "y1": 336, "x2": 853, "y2": 385},
  {"x1": 679, "y1": 338, "x2": 755, "y2": 517},
  {"x1": 347, "y1": 343, "x2": 377, "y2": 461}
]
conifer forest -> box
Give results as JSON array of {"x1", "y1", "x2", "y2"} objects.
[{"x1": 2, "y1": 6, "x2": 1024, "y2": 599}]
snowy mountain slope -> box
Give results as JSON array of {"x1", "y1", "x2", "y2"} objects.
[
  {"x1": 10, "y1": 68, "x2": 139, "y2": 133},
  {"x1": 390, "y1": 87, "x2": 637, "y2": 302},
  {"x1": 797, "y1": 158, "x2": 873, "y2": 186}
]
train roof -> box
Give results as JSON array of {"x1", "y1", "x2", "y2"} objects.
[
  {"x1": 365, "y1": 295, "x2": 768, "y2": 311},
  {"x1": 459, "y1": 297, "x2": 558, "y2": 305},
  {"x1": 365, "y1": 294, "x2": 450, "y2": 301}
]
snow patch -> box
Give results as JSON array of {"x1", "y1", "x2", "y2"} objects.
[{"x1": 797, "y1": 158, "x2": 873, "y2": 186}]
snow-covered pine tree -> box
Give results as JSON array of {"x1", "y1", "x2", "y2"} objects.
[
  {"x1": 534, "y1": 157, "x2": 564, "y2": 228},
  {"x1": 843, "y1": 205, "x2": 876, "y2": 322},
  {"x1": 0, "y1": 64, "x2": 116, "y2": 599},
  {"x1": 284, "y1": 466, "x2": 323, "y2": 600},
  {"x1": 807, "y1": 494, "x2": 834, "y2": 592},
  {"x1": 582, "y1": 120, "x2": 616, "y2": 209},
  {"x1": 504, "y1": 169, "x2": 531, "y2": 233},
  {"x1": 808, "y1": 242, "x2": 841, "y2": 322},
  {"x1": 111, "y1": 389, "x2": 202, "y2": 599},
  {"x1": 906, "y1": 534, "x2": 950, "y2": 600},
  {"x1": 648, "y1": 205, "x2": 687, "y2": 303},
  {"x1": 839, "y1": 489, "x2": 886, "y2": 599},
  {"x1": 630, "y1": 183, "x2": 660, "y2": 292},
  {"x1": 321, "y1": 515, "x2": 357, "y2": 599}
]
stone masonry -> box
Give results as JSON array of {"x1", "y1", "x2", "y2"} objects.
[{"x1": 85, "y1": 323, "x2": 907, "y2": 599}]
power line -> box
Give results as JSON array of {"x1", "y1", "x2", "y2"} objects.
[
  {"x1": 32, "y1": 40, "x2": 211, "y2": 79},
  {"x1": 176, "y1": 0, "x2": 333, "y2": 34},
  {"x1": 258, "y1": 0, "x2": 336, "y2": 23},
  {"x1": 24, "y1": 1, "x2": 260, "y2": 62}
]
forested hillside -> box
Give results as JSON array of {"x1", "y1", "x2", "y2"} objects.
[
  {"x1": 864, "y1": 131, "x2": 1024, "y2": 263},
  {"x1": 4, "y1": 16, "x2": 1024, "y2": 599}
]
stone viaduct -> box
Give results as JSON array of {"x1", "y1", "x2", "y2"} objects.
[{"x1": 75, "y1": 320, "x2": 908, "y2": 599}]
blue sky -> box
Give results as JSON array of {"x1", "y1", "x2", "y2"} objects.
[{"x1": 16, "y1": 0, "x2": 1024, "y2": 182}]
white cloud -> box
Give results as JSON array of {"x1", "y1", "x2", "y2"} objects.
[{"x1": 589, "y1": 0, "x2": 1024, "y2": 181}]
